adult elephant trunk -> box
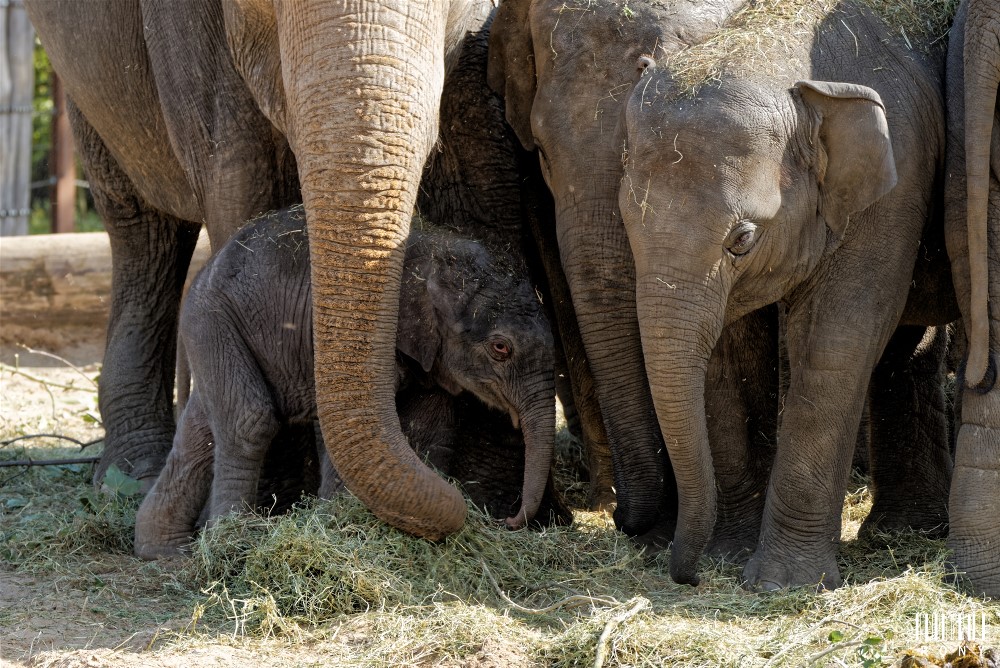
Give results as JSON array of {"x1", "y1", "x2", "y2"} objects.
[
  {"x1": 506, "y1": 379, "x2": 557, "y2": 529},
  {"x1": 555, "y1": 195, "x2": 668, "y2": 535},
  {"x1": 962, "y1": 2, "x2": 1000, "y2": 389},
  {"x1": 635, "y1": 272, "x2": 726, "y2": 586},
  {"x1": 274, "y1": 1, "x2": 466, "y2": 539}
]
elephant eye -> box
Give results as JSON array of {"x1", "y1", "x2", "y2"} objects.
[
  {"x1": 489, "y1": 338, "x2": 512, "y2": 361},
  {"x1": 726, "y1": 221, "x2": 758, "y2": 257}
]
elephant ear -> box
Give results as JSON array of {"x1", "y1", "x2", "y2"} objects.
[
  {"x1": 487, "y1": 0, "x2": 537, "y2": 150},
  {"x1": 795, "y1": 80, "x2": 897, "y2": 239},
  {"x1": 397, "y1": 254, "x2": 443, "y2": 375}
]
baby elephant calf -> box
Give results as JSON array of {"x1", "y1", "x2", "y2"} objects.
[{"x1": 135, "y1": 206, "x2": 563, "y2": 559}]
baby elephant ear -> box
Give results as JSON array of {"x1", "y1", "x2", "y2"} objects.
[
  {"x1": 795, "y1": 80, "x2": 898, "y2": 239},
  {"x1": 396, "y1": 264, "x2": 442, "y2": 375}
]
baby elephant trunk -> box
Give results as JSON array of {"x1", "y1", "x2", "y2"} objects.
[{"x1": 504, "y1": 379, "x2": 557, "y2": 529}]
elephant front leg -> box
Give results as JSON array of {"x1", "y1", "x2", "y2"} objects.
[
  {"x1": 861, "y1": 325, "x2": 952, "y2": 538},
  {"x1": 950, "y1": 383, "x2": 1000, "y2": 597},
  {"x1": 744, "y1": 298, "x2": 896, "y2": 591},
  {"x1": 71, "y1": 103, "x2": 201, "y2": 491}
]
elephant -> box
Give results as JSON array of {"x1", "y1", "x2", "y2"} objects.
[
  {"x1": 943, "y1": 0, "x2": 1000, "y2": 597},
  {"x1": 134, "y1": 207, "x2": 564, "y2": 559},
  {"x1": 616, "y1": 2, "x2": 958, "y2": 589},
  {"x1": 27, "y1": 0, "x2": 567, "y2": 540},
  {"x1": 488, "y1": 0, "x2": 767, "y2": 542}
]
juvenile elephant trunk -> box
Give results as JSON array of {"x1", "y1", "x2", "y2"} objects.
[
  {"x1": 962, "y1": 5, "x2": 1000, "y2": 389},
  {"x1": 506, "y1": 381, "x2": 557, "y2": 529},
  {"x1": 274, "y1": 1, "x2": 466, "y2": 539},
  {"x1": 636, "y1": 275, "x2": 725, "y2": 585}
]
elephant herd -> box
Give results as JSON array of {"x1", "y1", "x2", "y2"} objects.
[{"x1": 25, "y1": 0, "x2": 999, "y2": 598}]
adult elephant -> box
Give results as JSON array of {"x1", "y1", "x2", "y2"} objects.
[
  {"x1": 616, "y1": 2, "x2": 956, "y2": 588},
  {"x1": 944, "y1": 0, "x2": 1000, "y2": 597},
  {"x1": 27, "y1": 0, "x2": 503, "y2": 539}
]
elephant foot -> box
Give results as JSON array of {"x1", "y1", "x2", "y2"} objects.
[
  {"x1": 743, "y1": 545, "x2": 842, "y2": 591},
  {"x1": 947, "y1": 461, "x2": 1000, "y2": 598},
  {"x1": 858, "y1": 502, "x2": 948, "y2": 540},
  {"x1": 134, "y1": 537, "x2": 191, "y2": 561},
  {"x1": 630, "y1": 515, "x2": 676, "y2": 556},
  {"x1": 706, "y1": 534, "x2": 756, "y2": 564}
]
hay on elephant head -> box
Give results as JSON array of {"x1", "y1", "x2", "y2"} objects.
[{"x1": 661, "y1": 0, "x2": 959, "y2": 93}]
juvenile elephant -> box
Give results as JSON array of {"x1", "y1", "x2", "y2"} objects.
[
  {"x1": 28, "y1": 0, "x2": 522, "y2": 540},
  {"x1": 617, "y1": 2, "x2": 957, "y2": 588},
  {"x1": 488, "y1": 0, "x2": 759, "y2": 543},
  {"x1": 944, "y1": 0, "x2": 1000, "y2": 597},
  {"x1": 135, "y1": 207, "x2": 561, "y2": 559}
]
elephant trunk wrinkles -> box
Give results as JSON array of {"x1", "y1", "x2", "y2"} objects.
[
  {"x1": 506, "y1": 381, "x2": 557, "y2": 529},
  {"x1": 275, "y1": 1, "x2": 466, "y2": 539},
  {"x1": 638, "y1": 276, "x2": 725, "y2": 586},
  {"x1": 962, "y1": 16, "x2": 1000, "y2": 389}
]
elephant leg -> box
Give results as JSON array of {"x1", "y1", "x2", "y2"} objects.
[
  {"x1": 204, "y1": 353, "x2": 282, "y2": 522},
  {"x1": 69, "y1": 101, "x2": 201, "y2": 490},
  {"x1": 744, "y1": 255, "x2": 913, "y2": 590},
  {"x1": 134, "y1": 390, "x2": 213, "y2": 559},
  {"x1": 519, "y1": 150, "x2": 618, "y2": 512},
  {"x1": 316, "y1": 423, "x2": 344, "y2": 499},
  {"x1": 861, "y1": 325, "x2": 952, "y2": 538},
  {"x1": 852, "y1": 403, "x2": 871, "y2": 477},
  {"x1": 397, "y1": 384, "x2": 460, "y2": 473},
  {"x1": 256, "y1": 423, "x2": 321, "y2": 515},
  {"x1": 706, "y1": 305, "x2": 780, "y2": 562},
  {"x1": 951, "y1": 381, "x2": 1000, "y2": 596}
]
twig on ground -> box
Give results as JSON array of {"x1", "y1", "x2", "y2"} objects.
[
  {"x1": 0, "y1": 433, "x2": 103, "y2": 450},
  {"x1": 806, "y1": 639, "x2": 867, "y2": 665},
  {"x1": 481, "y1": 561, "x2": 621, "y2": 614},
  {"x1": 0, "y1": 456, "x2": 100, "y2": 468},
  {"x1": 16, "y1": 344, "x2": 100, "y2": 389},
  {"x1": 594, "y1": 597, "x2": 650, "y2": 668},
  {"x1": 2, "y1": 362, "x2": 98, "y2": 393}
]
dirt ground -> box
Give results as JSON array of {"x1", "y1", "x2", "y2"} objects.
[{"x1": 0, "y1": 351, "x2": 540, "y2": 668}]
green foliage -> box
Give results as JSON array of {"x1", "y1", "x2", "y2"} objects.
[
  {"x1": 100, "y1": 464, "x2": 142, "y2": 500},
  {"x1": 30, "y1": 38, "x2": 103, "y2": 234}
]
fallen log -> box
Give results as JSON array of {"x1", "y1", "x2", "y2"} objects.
[{"x1": 0, "y1": 231, "x2": 210, "y2": 352}]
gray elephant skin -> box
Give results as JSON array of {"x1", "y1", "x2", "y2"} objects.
[
  {"x1": 26, "y1": 0, "x2": 535, "y2": 540},
  {"x1": 135, "y1": 207, "x2": 565, "y2": 559},
  {"x1": 489, "y1": 0, "x2": 792, "y2": 546},
  {"x1": 616, "y1": 2, "x2": 957, "y2": 589},
  {"x1": 944, "y1": 0, "x2": 1000, "y2": 598}
]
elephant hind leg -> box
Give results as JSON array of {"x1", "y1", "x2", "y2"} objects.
[
  {"x1": 706, "y1": 305, "x2": 780, "y2": 562},
  {"x1": 860, "y1": 325, "x2": 952, "y2": 538},
  {"x1": 70, "y1": 100, "x2": 201, "y2": 491},
  {"x1": 134, "y1": 390, "x2": 214, "y2": 560}
]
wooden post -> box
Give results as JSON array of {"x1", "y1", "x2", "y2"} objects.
[
  {"x1": 0, "y1": 0, "x2": 35, "y2": 236},
  {"x1": 50, "y1": 70, "x2": 74, "y2": 233}
]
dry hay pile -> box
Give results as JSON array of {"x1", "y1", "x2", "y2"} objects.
[
  {"x1": 661, "y1": 0, "x2": 959, "y2": 92},
  {"x1": 183, "y1": 488, "x2": 1000, "y2": 666}
]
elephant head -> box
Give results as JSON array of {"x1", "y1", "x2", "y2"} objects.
[
  {"x1": 218, "y1": 0, "x2": 503, "y2": 540},
  {"x1": 397, "y1": 232, "x2": 556, "y2": 529},
  {"x1": 618, "y1": 71, "x2": 897, "y2": 584}
]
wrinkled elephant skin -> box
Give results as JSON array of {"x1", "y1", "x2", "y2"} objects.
[
  {"x1": 618, "y1": 3, "x2": 950, "y2": 587},
  {"x1": 27, "y1": 0, "x2": 504, "y2": 539}
]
